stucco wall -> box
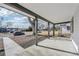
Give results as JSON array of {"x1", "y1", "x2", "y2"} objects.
[{"x1": 71, "y1": 5, "x2": 79, "y2": 52}]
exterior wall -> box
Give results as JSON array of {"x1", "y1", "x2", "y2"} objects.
[{"x1": 71, "y1": 5, "x2": 79, "y2": 52}]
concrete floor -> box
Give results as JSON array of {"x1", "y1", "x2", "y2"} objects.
[{"x1": 3, "y1": 37, "x2": 79, "y2": 56}]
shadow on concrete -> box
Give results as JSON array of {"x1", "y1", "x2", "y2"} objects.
[
  {"x1": 0, "y1": 49, "x2": 5, "y2": 56},
  {"x1": 37, "y1": 45, "x2": 79, "y2": 56}
]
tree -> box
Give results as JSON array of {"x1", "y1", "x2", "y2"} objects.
[{"x1": 28, "y1": 17, "x2": 35, "y2": 35}]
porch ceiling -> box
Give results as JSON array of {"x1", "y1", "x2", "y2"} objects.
[{"x1": 19, "y1": 3, "x2": 78, "y2": 23}]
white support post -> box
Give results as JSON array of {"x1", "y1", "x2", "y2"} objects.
[
  {"x1": 53, "y1": 24, "x2": 55, "y2": 36},
  {"x1": 71, "y1": 17, "x2": 74, "y2": 33},
  {"x1": 48, "y1": 22, "x2": 50, "y2": 38},
  {"x1": 35, "y1": 17, "x2": 38, "y2": 46}
]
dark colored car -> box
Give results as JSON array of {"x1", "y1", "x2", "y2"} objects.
[
  {"x1": 10, "y1": 29, "x2": 16, "y2": 33},
  {"x1": 14, "y1": 31, "x2": 25, "y2": 36}
]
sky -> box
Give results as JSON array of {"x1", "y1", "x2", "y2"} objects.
[
  {"x1": 0, "y1": 7, "x2": 52, "y2": 29},
  {"x1": 0, "y1": 7, "x2": 31, "y2": 29}
]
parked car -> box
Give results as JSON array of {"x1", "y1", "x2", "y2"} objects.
[
  {"x1": 14, "y1": 31, "x2": 25, "y2": 36},
  {"x1": 10, "y1": 29, "x2": 16, "y2": 33}
]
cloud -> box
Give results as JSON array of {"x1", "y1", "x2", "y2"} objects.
[
  {"x1": 0, "y1": 7, "x2": 14, "y2": 16},
  {"x1": 0, "y1": 7, "x2": 31, "y2": 28}
]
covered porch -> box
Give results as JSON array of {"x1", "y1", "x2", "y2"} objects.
[{"x1": 0, "y1": 3, "x2": 78, "y2": 56}]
